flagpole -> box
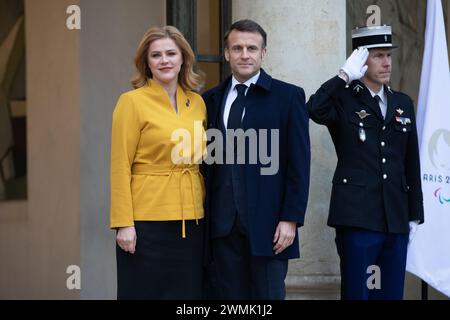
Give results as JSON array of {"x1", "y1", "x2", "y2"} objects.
[{"x1": 421, "y1": 280, "x2": 428, "y2": 300}]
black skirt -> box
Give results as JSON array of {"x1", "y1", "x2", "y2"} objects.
[{"x1": 116, "y1": 219, "x2": 204, "y2": 300}]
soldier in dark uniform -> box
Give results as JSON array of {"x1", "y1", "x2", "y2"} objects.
[{"x1": 307, "y1": 25, "x2": 424, "y2": 300}]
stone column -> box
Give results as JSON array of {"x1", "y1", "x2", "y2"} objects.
[{"x1": 232, "y1": 0, "x2": 346, "y2": 299}]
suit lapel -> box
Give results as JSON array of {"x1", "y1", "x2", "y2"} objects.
[
  {"x1": 210, "y1": 79, "x2": 231, "y2": 131},
  {"x1": 242, "y1": 69, "x2": 272, "y2": 130}
]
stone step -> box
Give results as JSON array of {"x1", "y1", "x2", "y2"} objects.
[{"x1": 285, "y1": 274, "x2": 341, "y2": 300}]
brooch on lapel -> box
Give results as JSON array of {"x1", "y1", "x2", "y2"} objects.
[
  {"x1": 356, "y1": 109, "x2": 371, "y2": 119},
  {"x1": 395, "y1": 116, "x2": 411, "y2": 125},
  {"x1": 396, "y1": 108, "x2": 404, "y2": 115}
]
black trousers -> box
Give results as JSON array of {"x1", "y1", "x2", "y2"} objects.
[
  {"x1": 207, "y1": 222, "x2": 288, "y2": 300},
  {"x1": 116, "y1": 220, "x2": 204, "y2": 300}
]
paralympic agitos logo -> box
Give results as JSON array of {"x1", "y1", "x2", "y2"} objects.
[{"x1": 424, "y1": 129, "x2": 450, "y2": 205}]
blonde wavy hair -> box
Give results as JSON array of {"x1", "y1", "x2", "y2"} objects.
[{"x1": 131, "y1": 25, "x2": 202, "y2": 91}]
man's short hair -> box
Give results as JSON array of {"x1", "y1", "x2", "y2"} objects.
[{"x1": 224, "y1": 19, "x2": 267, "y2": 48}]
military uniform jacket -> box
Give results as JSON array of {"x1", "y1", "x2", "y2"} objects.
[{"x1": 307, "y1": 76, "x2": 424, "y2": 234}]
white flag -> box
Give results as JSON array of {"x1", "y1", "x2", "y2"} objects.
[{"x1": 406, "y1": 0, "x2": 450, "y2": 297}]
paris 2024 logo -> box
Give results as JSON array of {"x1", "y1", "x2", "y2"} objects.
[{"x1": 425, "y1": 129, "x2": 450, "y2": 205}]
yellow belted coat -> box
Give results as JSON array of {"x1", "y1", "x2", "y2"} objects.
[{"x1": 110, "y1": 79, "x2": 206, "y2": 237}]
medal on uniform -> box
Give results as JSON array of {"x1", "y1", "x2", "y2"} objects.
[
  {"x1": 359, "y1": 127, "x2": 366, "y2": 142},
  {"x1": 356, "y1": 109, "x2": 371, "y2": 119},
  {"x1": 355, "y1": 112, "x2": 368, "y2": 142},
  {"x1": 395, "y1": 116, "x2": 411, "y2": 125}
]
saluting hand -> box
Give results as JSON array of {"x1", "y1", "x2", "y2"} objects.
[
  {"x1": 117, "y1": 226, "x2": 137, "y2": 254},
  {"x1": 340, "y1": 47, "x2": 369, "y2": 83},
  {"x1": 273, "y1": 221, "x2": 296, "y2": 255}
]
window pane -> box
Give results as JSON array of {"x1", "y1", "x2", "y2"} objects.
[
  {"x1": 197, "y1": 62, "x2": 220, "y2": 93},
  {"x1": 0, "y1": 1, "x2": 27, "y2": 201},
  {"x1": 197, "y1": 0, "x2": 220, "y2": 55}
]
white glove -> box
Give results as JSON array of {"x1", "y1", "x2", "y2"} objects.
[
  {"x1": 408, "y1": 220, "x2": 419, "y2": 243},
  {"x1": 340, "y1": 48, "x2": 369, "y2": 83}
]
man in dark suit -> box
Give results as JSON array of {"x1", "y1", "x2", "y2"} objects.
[
  {"x1": 202, "y1": 19, "x2": 310, "y2": 300},
  {"x1": 307, "y1": 25, "x2": 424, "y2": 300}
]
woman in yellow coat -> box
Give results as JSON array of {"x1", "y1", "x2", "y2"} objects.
[{"x1": 110, "y1": 26, "x2": 206, "y2": 299}]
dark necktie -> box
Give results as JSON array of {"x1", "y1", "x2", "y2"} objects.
[
  {"x1": 373, "y1": 95, "x2": 385, "y2": 118},
  {"x1": 373, "y1": 95, "x2": 381, "y2": 104},
  {"x1": 227, "y1": 84, "x2": 247, "y2": 129}
]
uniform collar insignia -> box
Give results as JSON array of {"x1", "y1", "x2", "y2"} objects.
[
  {"x1": 356, "y1": 109, "x2": 371, "y2": 119},
  {"x1": 353, "y1": 84, "x2": 364, "y2": 93}
]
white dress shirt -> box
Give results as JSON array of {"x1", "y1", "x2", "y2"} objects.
[{"x1": 223, "y1": 72, "x2": 260, "y2": 128}]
